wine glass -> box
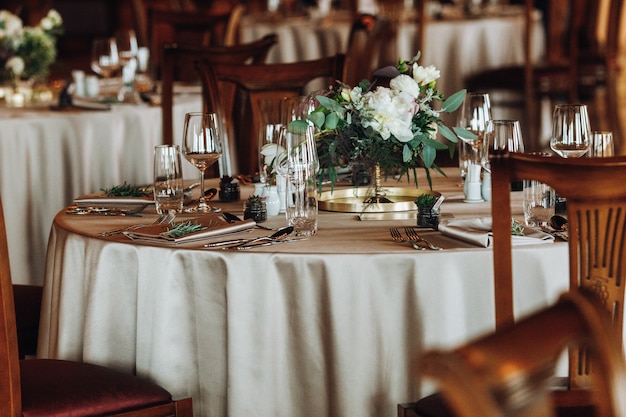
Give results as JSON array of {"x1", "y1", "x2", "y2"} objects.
[
  {"x1": 90, "y1": 37, "x2": 119, "y2": 79},
  {"x1": 587, "y1": 131, "x2": 614, "y2": 158},
  {"x1": 483, "y1": 119, "x2": 525, "y2": 191},
  {"x1": 182, "y1": 112, "x2": 223, "y2": 213},
  {"x1": 114, "y1": 29, "x2": 140, "y2": 102},
  {"x1": 456, "y1": 92, "x2": 492, "y2": 182},
  {"x1": 549, "y1": 104, "x2": 591, "y2": 158}
]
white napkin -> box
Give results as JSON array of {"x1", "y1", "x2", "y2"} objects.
[
  {"x1": 437, "y1": 217, "x2": 554, "y2": 247},
  {"x1": 123, "y1": 217, "x2": 256, "y2": 245}
]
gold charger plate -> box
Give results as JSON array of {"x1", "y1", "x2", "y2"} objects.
[{"x1": 318, "y1": 187, "x2": 441, "y2": 213}]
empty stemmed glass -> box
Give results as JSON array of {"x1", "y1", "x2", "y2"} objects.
[
  {"x1": 456, "y1": 92, "x2": 492, "y2": 182},
  {"x1": 182, "y1": 112, "x2": 223, "y2": 213},
  {"x1": 549, "y1": 104, "x2": 591, "y2": 158}
]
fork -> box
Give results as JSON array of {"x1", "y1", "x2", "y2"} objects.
[
  {"x1": 101, "y1": 213, "x2": 175, "y2": 236},
  {"x1": 390, "y1": 228, "x2": 425, "y2": 250},
  {"x1": 404, "y1": 227, "x2": 442, "y2": 250}
]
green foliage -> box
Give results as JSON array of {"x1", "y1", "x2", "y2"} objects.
[
  {"x1": 101, "y1": 182, "x2": 151, "y2": 197},
  {"x1": 162, "y1": 221, "x2": 203, "y2": 238}
]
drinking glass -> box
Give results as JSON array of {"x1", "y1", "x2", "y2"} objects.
[
  {"x1": 456, "y1": 92, "x2": 492, "y2": 180},
  {"x1": 282, "y1": 124, "x2": 319, "y2": 236},
  {"x1": 115, "y1": 29, "x2": 140, "y2": 102},
  {"x1": 182, "y1": 112, "x2": 223, "y2": 213},
  {"x1": 588, "y1": 131, "x2": 615, "y2": 158},
  {"x1": 90, "y1": 37, "x2": 119, "y2": 79},
  {"x1": 484, "y1": 119, "x2": 525, "y2": 191},
  {"x1": 549, "y1": 104, "x2": 591, "y2": 158},
  {"x1": 153, "y1": 145, "x2": 184, "y2": 215},
  {"x1": 523, "y1": 180, "x2": 556, "y2": 227}
]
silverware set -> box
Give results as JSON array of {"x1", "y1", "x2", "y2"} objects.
[{"x1": 390, "y1": 227, "x2": 442, "y2": 251}]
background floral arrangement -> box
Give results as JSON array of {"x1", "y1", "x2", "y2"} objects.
[
  {"x1": 304, "y1": 54, "x2": 473, "y2": 188},
  {"x1": 0, "y1": 9, "x2": 63, "y2": 85}
]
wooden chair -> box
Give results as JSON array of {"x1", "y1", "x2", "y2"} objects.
[
  {"x1": 415, "y1": 290, "x2": 626, "y2": 417},
  {"x1": 464, "y1": 0, "x2": 586, "y2": 150},
  {"x1": 12, "y1": 284, "x2": 42, "y2": 359},
  {"x1": 399, "y1": 153, "x2": 626, "y2": 417},
  {"x1": 132, "y1": 1, "x2": 244, "y2": 80},
  {"x1": 0, "y1": 195, "x2": 193, "y2": 416},
  {"x1": 160, "y1": 34, "x2": 278, "y2": 176},
  {"x1": 195, "y1": 54, "x2": 347, "y2": 176},
  {"x1": 344, "y1": 14, "x2": 392, "y2": 86}
]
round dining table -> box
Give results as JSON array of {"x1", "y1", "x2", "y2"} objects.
[{"x1": 38, "y1": 168, "x2": 569, "y2": 417}]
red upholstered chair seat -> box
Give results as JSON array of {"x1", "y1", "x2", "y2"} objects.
[{"x1": 20, "y1": 359, "x2": 172, "y2": 417}]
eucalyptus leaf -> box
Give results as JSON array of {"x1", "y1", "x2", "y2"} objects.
[
  {"x1": 438, "y1": 124, "x2": 459, "y2": 143},
  {"x1": 316, "y1": 95, "x2": 343, "y2": 112},
  {"x1": 288, "y1": 120, "x2": 309, "y2": 133},
  {"x1": 422, "y1": 145, "x2": 436, "y2": 168},
  {"x1": 308, "y1": 111, "x2": 325, "y2": 129},
  {"x1": 325, "y1": 112, "x2": 339, "y2": 129},
  {"x1": 422, "y1": 136, "x2": 448, "y2": 150},
  {"x1": 441, "y1": 89, "x2": 466, "y2": 113},
  {"x1": 453, "y1": 126, "x2": 478, "y2": 140}
]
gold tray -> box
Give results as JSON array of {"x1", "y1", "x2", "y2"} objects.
[{"x1": 318, "y1": 187, "x2": 441, "y2": 213}]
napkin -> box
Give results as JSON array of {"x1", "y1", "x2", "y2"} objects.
[
  {"x1": 123, "y1": 217, "x2": 256, "y2": 245},
  {"x1": 437, "y1": 217, "x2": 554, "y2": 247}
]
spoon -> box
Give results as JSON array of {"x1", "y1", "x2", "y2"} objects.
[
  {"x1": 204, "y1": 226, "x2": 293, "y2": 248},
  {"x1": 222, "y1": 211, "x2": 278, "y2": 231},
  {"x1": 234, "y1": 226, "x2": 294, "y2": 249},
  {"x1": 550, "y1": 215, "x2": 568, "y2": 231}
]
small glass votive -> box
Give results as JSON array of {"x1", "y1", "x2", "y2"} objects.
[{"x1": 588, "y1": 131, "x2": 614, "y2": 158}]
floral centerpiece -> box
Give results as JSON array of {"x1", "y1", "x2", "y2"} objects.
[
  {"x1": 0, "y1": 9, "x2": 63, "y2": 87},
  {"x1": 297, "y1": 54, "x2": 474, "y2": 190}
]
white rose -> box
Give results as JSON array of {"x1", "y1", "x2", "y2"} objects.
[
  {"x1": 362, "y1": 88, "x2": 414, "y2": 142},
  {"x1": 389, "y1": 74, "x2": 420, "y2": 98},
  {"x1": 6, "y1": 56, "x2": 24, "y2": 76},
  {"x1": 40, "y1": 17, "x2": 54, "y2": 30},
  {"x1": 47, "y1": 9, "x2": 63, "y2": 26},
  {"x1": 412, "y1": 63, "x2": 440, "y2": 86}
]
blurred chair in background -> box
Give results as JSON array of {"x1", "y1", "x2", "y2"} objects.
[
  {"x1": 196, "y1": 54, "x2": 347, "y2": 176},
  {"x1": 345, "y1": 14, "x2": 392, "y2": 86},
  {"x1": 160, "y1": 34, "x2": 278, "y2": 176}
]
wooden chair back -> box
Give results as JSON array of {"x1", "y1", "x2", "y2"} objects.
[
  {"x1": 145, "y1": 5, "x2": 243, "y2": 80},
  {"x1": 195, "y1": 54, "x2": 347, "y2": 175},
  {"x1": 160, "y1": 33, "x2": 278, "y2": 168},
  {"x1": 490, "y1": 152, "x2": 626, "y2": 390},
  {"x1": 421, "y1": 290, "x2": 626, "y2": 417},
  {"x1": 345, "y1": 14, "x2": 392, "y2": 86},
  {"x1": 0, "y1": 197, "x2": 22, "y2": 416}
]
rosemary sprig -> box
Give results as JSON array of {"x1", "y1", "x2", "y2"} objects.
[
  {"x1": 511, "y1": 219, "x2": 525, "y2": 236},
  {"x1": 162, "y1": 221, "x2": 203, "y2": 238},
  {"x1": 101, "y1": 182, "x2": 151, "y2": 197}
]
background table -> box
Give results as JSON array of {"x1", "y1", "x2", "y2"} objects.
[
  {"x1": 0, "y1": 95, "x2": 201, "y2": 285},
  {"x1": 39, "y1": 169, "x2": 569, "y2": 417},
  {"x1": 240, "y1": 9, "x2": 545, "y2": 96}
]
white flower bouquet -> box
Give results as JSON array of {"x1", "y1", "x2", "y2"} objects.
[
  {"x1": 0, "y1": 9, "x2": 63, "y2": 85},
  {"x1": 299, "y1": 54, "x2": 474, "y2": 188}
]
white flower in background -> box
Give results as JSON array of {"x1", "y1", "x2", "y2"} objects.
[
  {"x1": 0, "y1": 10, "x2": 23, "y2": 39},
  {"x1": 412, "y1": 63, "x2": 440, "y2": 86},
  {"x1": 260, "y1": 143, "x2": 286, "y2": 168},
  {"x1": 5, "y1": 56, "x2": 24, "y2": 76},
  {"x1": 0, "y1": 8, "x2": 62, "y2": 83}
]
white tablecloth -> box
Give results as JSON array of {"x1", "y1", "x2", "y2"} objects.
[
  {"x1": 240, "y1": 11, "x2": 545, "y2": 96},
  {"x1": 39, "y1": 169, "x2": 569, "y2": 417},
  {"x1": 0, "y1": 95, "x2": 201, "y2": 285}
]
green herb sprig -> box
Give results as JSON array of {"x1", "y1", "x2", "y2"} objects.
[
  {"x1": 101, "y1": 182, "x2": 151, "y2": 197},
  {"x1": 511, "y1": 219, "x2": 525, "y2": 236},
  {"x1": 415, "y1": 194, "x2": 437, "y2": 208},
  {"x1": 162, "y1": 221, "x2": 203, "y2": 238}
]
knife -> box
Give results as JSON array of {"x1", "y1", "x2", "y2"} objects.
[{"x1": 236, "y1": 237, "x2": 309, "y2": 250}]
